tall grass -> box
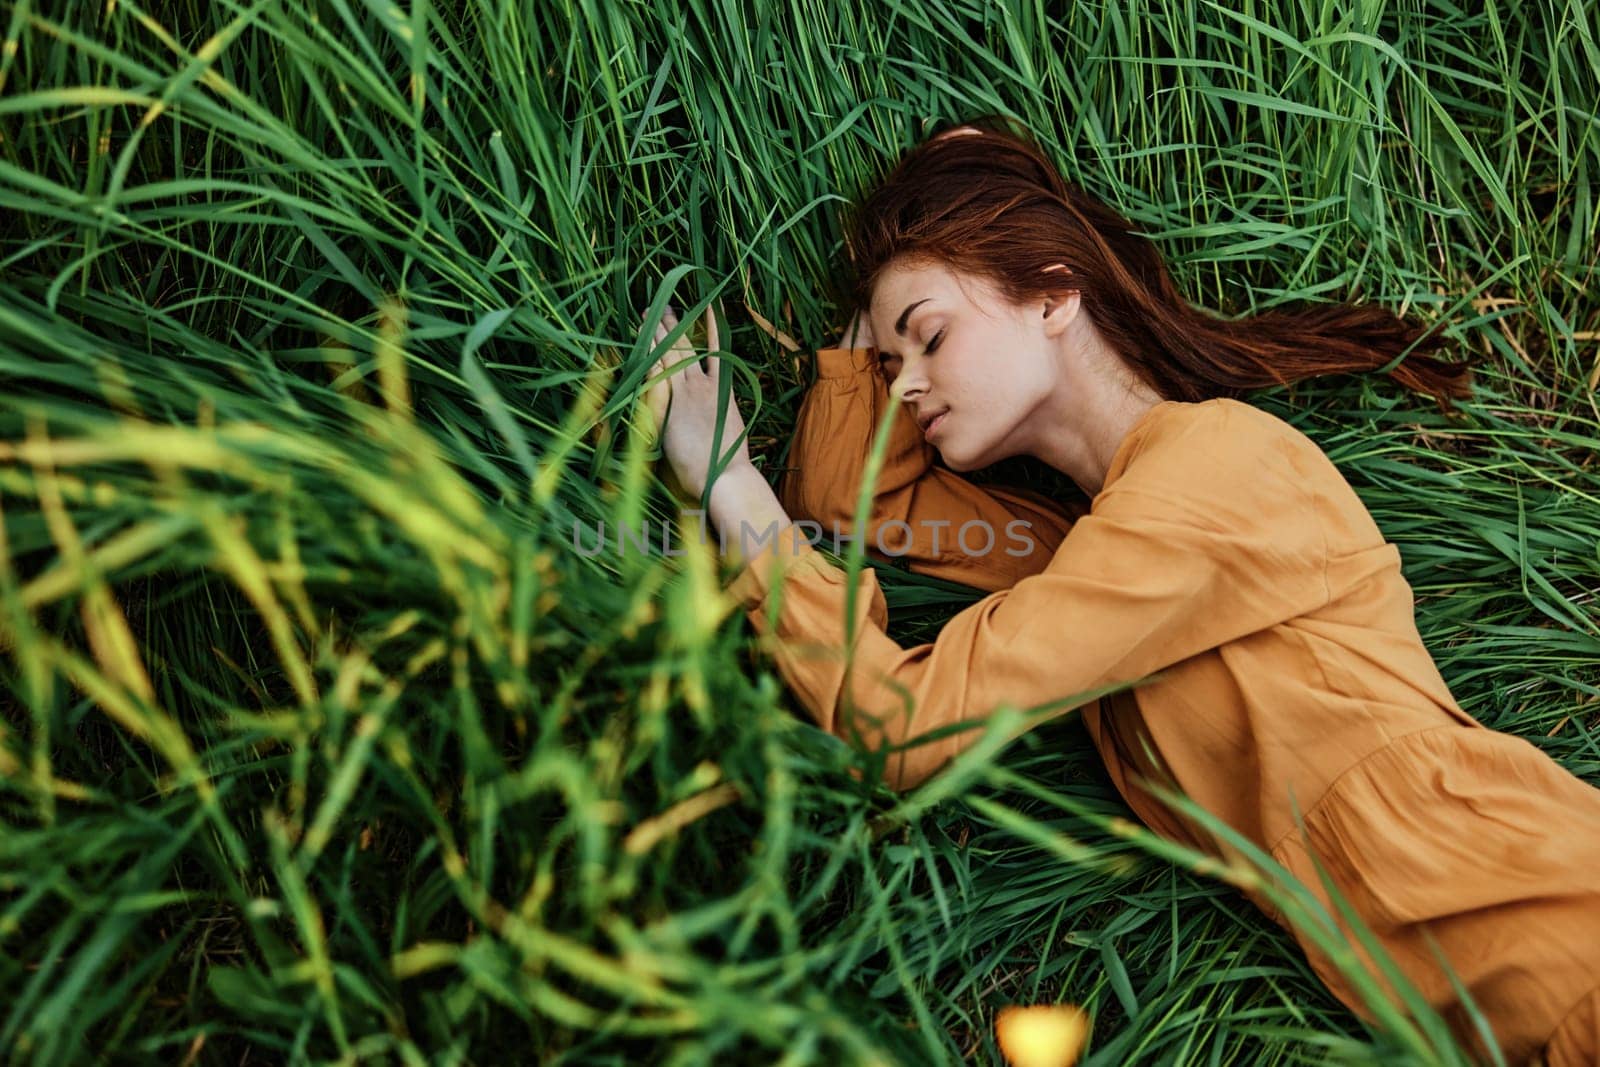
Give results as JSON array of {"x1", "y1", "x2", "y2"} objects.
[{"x1": 0, "y1": 0, "x2": 1596, "y2": 1062}]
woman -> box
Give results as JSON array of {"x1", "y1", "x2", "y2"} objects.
[{"x1": 640, "y1": 116, "x2": 1600, "y2": 1064}]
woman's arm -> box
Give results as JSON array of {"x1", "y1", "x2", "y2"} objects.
[
  {"x1": 730, "y1": 402, "x2": 1331, "y2": 791},
  {"x1": 639, "y1": 300, "x2": 1081, "y2": 592}
]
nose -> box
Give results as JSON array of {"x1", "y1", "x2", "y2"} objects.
[{"x1": 889, "y1": 359, "x2": 929, "y2": 403}]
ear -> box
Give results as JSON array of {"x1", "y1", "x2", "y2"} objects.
[{"x1": 1040, "y1": 264, "x2": 1079, "y2": 336}]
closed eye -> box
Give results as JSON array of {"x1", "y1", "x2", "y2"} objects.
[{"x1": 926, "y1": 329, "x2": 945, "y2": 354}]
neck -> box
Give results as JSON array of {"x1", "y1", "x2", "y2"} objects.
[{"x1": 1027, "y1": 333, "x2": 1166, "y2": 497}]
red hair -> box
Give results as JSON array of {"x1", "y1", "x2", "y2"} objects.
[{"x1": 839, "y1": 114, "x2": 1478, "y2": 414}]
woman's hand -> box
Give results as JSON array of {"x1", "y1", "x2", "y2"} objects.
[
  {"x1": 831, "y1": 308, "x2": 902, "y2": 383},
  {"x1": 641, "y1": 301, "x2": 752, "y2": 504},
  {"x1": 831, "y1": 307, "x2": 876, "y2": 353},
  {"x1": 638, "y1": 299, "x2": 799, "y2": 564}
]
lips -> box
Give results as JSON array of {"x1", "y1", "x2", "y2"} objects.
[{"x1": 920, "y1": 410, "x2": 950, "y2": 438}]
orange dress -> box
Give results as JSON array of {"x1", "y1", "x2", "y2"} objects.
[{"x1": 724, "y1": 345, "x2": 1600, "y2": 1065}]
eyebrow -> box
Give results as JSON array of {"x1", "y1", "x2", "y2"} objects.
[
  {"x1": 895, "y1": 298, "x2": 932, "y2": 337},
  {"x1": 874, "y1": 298, "x2": 933, "y2": 359}
]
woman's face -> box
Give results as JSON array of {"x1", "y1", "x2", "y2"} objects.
[{"x1": 869, "y1": 258, "x2": 1066, "y2": 472}]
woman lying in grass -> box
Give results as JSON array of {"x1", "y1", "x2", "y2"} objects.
[{"x1": 640, "y1": 116, "x2": 1600, "y2": 1065}]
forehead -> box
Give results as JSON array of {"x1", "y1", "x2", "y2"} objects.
[
  {"x1": 870, "y1": 261, "x2": 996, "y2": 336},
  {"x1": 870, "y1": 259, "x2": 956, "y2": 319}
]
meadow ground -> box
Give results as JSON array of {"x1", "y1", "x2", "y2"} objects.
[{"x1": 0, "y1": 1, "x2": 1596, "y2": 1063}]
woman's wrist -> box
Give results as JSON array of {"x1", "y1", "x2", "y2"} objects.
[{"x1": 706, "y1": 463, "x2": 801, "y2": 563}]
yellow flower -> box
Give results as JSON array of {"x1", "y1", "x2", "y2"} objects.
[{"x1": 994, "y1": 1004, "x2": 1090, "y2": 1067}]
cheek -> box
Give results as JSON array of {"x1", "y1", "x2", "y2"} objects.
[
  {"x1": 941, "y1": 399, "x2": 1008, "y2": 462},
  {"x1": 996, "y1": 369, "x2": 1052, "y2": 421},
  {"x1": 950, "y1": 386, "x2": 1032, "y2": 459}
]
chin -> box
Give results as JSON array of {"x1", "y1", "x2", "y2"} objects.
[
  {"x1": 937, "y1": 446, "x2": 977, "y2": 472},
  {"x1": 938, "y1": 436, "x2": 1004, "y2": 472}
]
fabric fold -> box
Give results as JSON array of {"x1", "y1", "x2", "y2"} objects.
[{"x1": 1271, "y1": 726, "x2": 1600, "y2": 1063}]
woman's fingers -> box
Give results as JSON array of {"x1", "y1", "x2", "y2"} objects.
[
  {"x1": 636, "y1": 294, "x2": 752, "y2": 501},
  {"x1": 662, "y1": 303, "x2": 691, "y2": 353},
  {"x1": 704, "y1": 301, "x2": 720, "y2": 379},
  {"x1": 644, "y1": 377, "x2": 668, "y2": 443},
  {"x1": 662, "y1": 302, "x2": 707, "y2": 380},
  {"x1": 641, "y1": 308, "x2": 676, "y2": 440},
  {"x1": 646, "y1": 299, "x2": 723, "y2": 398},
  {"x1": 643, "y1": 363, "x2": 669, "y2": 436}
]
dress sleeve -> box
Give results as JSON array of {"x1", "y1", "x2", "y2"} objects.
[
  {"x1": 728, "y1": 403, "x2": 1331, "y2": 792},
  {"x1": 778, "y1": 347, "x2": 1086, "y2": 593}
]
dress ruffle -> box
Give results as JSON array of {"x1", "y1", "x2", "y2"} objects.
[{"x1": 1271, "y1": 725, "x2": 1600, "y2": 1063}]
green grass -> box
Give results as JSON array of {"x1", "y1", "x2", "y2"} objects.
[{"x1": 1, "y1": 0, "x2": 1597, "y2": 1062}]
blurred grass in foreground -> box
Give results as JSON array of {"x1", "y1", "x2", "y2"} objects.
[{"x1": 0, "y1": 0, "x2": 1597, "y2": 1063}]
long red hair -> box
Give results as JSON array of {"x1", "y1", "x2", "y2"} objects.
[{"x1": 839, "y1": 114, "x2": 1477, "y2": 414}]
